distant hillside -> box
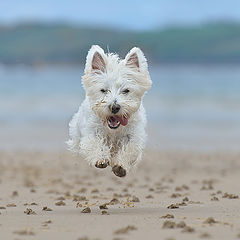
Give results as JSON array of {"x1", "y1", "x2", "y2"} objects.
[{"x1": 1, "y1": 22, "x2": 240, "y2": 64}]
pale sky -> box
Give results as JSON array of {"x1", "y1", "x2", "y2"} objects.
[{"x1": 1, "y1": 0, "x2": 240, "y2": 30}]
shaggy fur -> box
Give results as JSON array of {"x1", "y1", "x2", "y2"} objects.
[{"x1": 67, "y1": 45, "x2": 152, "y2": 177}]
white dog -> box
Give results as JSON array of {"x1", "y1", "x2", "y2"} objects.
[{"x1": 67, "y1": 45, "x2": 152, "y2": 177}]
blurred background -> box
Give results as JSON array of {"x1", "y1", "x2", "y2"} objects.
[{"x1": 0, "y1": 0, "x2": 240, "y2": 151}]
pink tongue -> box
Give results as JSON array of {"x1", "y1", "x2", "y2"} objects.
[{"x1": 114, "y1": 116, "x2": 128, "y2": 126}]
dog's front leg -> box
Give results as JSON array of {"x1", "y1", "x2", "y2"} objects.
[
  {"x1": 79, "y1": 136, "x2": 110, "y2": 168},
  {"x1": 111, "y1": 138, "x2": 143, "y2": 177}
]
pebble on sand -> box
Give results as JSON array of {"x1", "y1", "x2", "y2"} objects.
[
  {"x1": 81, "y1": 207, "x2": 91, "y2": 213},
  {"x1": 55, "y1": 200, "x2": 66, "y2": 206}
]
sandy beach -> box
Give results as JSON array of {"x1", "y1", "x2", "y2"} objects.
[{"x1": 0, "y1": 149, "x2": 240, "y2": 240}]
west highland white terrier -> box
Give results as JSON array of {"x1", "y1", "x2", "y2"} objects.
[{"x1": 67, "y1": 45, "x2": 152, "y2": 177}]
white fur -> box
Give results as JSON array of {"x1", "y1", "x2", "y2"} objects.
[{"x1": 67, "y1": 45, "x2": 152, "y2": 175}]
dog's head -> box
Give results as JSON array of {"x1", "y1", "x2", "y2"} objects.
[{"x1": 82, "y1": 45, "x2": 152, "y2": 130}]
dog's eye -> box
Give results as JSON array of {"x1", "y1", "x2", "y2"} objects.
[
  {"x1": 122, "y1": 89, "x2": 129, "y2": 94},
  {"x1": 101, "y1": 89, "x2": 107, "y2": 93}
]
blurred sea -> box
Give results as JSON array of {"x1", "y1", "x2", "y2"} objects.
[{"x1": 0, "y1": 64, "x2": 240, "y2": 151}]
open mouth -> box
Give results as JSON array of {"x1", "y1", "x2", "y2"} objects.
[{"x1": 107, "y1": 115, "x2": 128, "y2": 129}]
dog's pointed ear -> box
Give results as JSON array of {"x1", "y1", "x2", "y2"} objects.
[
  {"x1": 85, "y1": 45, "x2": 106, "y2": 74},
  {"x1": 125, "y1": 47, "x2": 148, "y2": 72}
]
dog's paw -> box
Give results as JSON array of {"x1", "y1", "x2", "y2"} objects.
[
  {"x1": 95, "y1": 160, "x2": 109, "y2": 169},
  {"x1": 112, "y1": 165, "x2": 126, "y2": 177}
]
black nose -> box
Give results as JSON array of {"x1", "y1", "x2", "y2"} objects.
[{"x1": 109, "y1": 103, "x2": 121, "y2": 114}]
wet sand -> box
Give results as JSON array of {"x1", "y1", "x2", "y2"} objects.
[{"x1": 0, "y1": 149, "x2": 240, "y2": 240}]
